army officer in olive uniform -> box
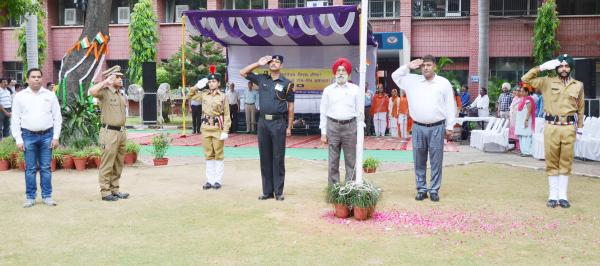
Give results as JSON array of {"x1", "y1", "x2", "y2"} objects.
[
  {"x1": 240, "y1": 55, "x2": 294, "y2": 201},
  {"x1": 522, "y1": 54, "x2": 585, "y2": 209},
  {"x1": 89, "y1": 66, "x2": 130, "y2": 202},
  {"x1": 189, "y1": 72, "x2": 231, "y2": 190}
]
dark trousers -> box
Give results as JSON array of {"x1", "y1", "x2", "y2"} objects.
[
  {"x1": 257, "y1": 117, "x2": 287, "y2": 196},
  {"x1": 229, "y1": 104, "x2": 239, "y2": 133},
  {"x1": 364, "y1": 106, "x2": 372, "y2": 135},
  {"x1": 191, "y1": 105, "x2": 202, "y2": 133},
  {"x1": 0, "y1": 107, "x2": 11, "y2": 138},
  {"x1": 412, "y1": 123, "x2": 445, "y2": 194}
]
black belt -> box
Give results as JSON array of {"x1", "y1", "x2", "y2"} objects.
[
  {"x1": 414, "y1": 120, "x2": 445, "y2": 127},
  {"x1": 261, "y1": 113, "x2": 286, "y2": 120},
  {"x1": 545, "y1": 114, "x2": 576, "y2": 125},
  {"x1": 328, "y1": 117, "x2": 356, "y2": 125},
  {"x1": 23, "y1": 128, "x2": 52, "y2": 135},
  {"x1": 245, "y1": 103, "x2": 255, "y2": 105},
  {"x1": 102, "y1": 124, "x2": 125, "y2": 131}
]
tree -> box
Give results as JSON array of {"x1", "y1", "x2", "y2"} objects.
[
  {"x1": 16, "y1": 13, "x2": 46, "y2": 77},
  {"x1": 128, "y1": 0, "x2": 159, "y2": 85},
  {"x1": 162, "y1": 35, "x2": 226, "y2": 90},
  {"x1": 58, "y1": 0, "x2": 112, "y2": 104},
  {"x1": 478, "y1": 0, "x2": 489, "y2": 91},
  {"x1": 0, "y1": 0, "x2": 42, "y2": 24},
  {"x1": 533, "y1": 0, "x2": 560, "y2": 66}
]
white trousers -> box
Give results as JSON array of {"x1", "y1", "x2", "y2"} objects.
[
  {"x1": 389, "y1": 116, "x2": 399, "y2": 137},
  {"x1": 206, "y1": 160, "x2": 224, "y2": 185},
  {"x1": 548, "y1": 175, "x2": 569, "y2": 200},
  {"x1": 399, "y1": 114, "x2": 408, "y2": 139},
  {"x1": 373, "y1": 112, "x2": 387, "y2": 137}
]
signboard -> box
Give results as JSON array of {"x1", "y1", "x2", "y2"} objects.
[
  {"x1": 470, "y1": 75, "x2": 479, "y2": 83},
  {"x1": 279, "y1": 69, "x2": 333, "y2": 94}
]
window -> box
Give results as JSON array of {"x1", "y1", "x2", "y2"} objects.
[
  {"x1": 557, "y1": 0, "x2": 600, "y2": 15},
  {"x1": 490, "y1": 0, "x2": 538, "y2": 16},
  {"x1": 341, "y1": 0, "x2": 400, "y2": 18},
  {"x1": 58, "y1": 0, "x2": 85, "y2": 26},
  {"x1": 224, "y1": 0, "x2": 267, "y2": 9},
  {"x1": 107, "y1": 60, "x2": 130, "y2": 88},
  {"x1": 165, "y1": 0, "x2": 207, "y2": 23},
  {"x1": 343, "y1": 0, "x2": 360, "y2": 5},
  {"x1": 3, "y1": 62, "x2": 24, "y2": 82},
  {"x1": 4, "y1": 16, "x2": 24, "y2": 27},
  {"x1": 490, "y1": 57, "x2": 535, "y2": 85},
  {"x1": 413, "y1": 0, "x2": 470, "y2": 17},
  {"x1": 279, "y1": 0, "x2": 333, "y2": 8},
  {"x1": 111, "y1": 0, "x2": 138, "y2": 24}
]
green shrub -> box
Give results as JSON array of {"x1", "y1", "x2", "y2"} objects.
[
  {"x1": 362, "y1": 157, "x2": 380, "y2": 169},
  {"x1": 151, "y1": 133, "x2": 171, "y2": 159},
  {"x1": 125, "y1": 140, "x2": 141, "y2": 154}
]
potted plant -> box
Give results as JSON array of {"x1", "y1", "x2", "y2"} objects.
[
  {"x1": 349, "y1": 181, "x2": 381, "y2": 221},
  {"x1": 363, "y1": 157, "x2": 380, "y2": 173},
  {"x1": 86, "y1": 146, "x2": 103, "y2": 169},
  {"x1": 72, "y1": 150, "x2": 89, "y2": 171},
  {"x1": 151, "y1": 133, "x2": 171, "y2": 166},
  {"x1": 57, "y1": 147, "x2": 75, "y2": 170},
  {"x1": 124, "y1": 140, "x2": 141, "y2": 166},
  {"x1": 51, "y1": 150, "x2": 64, "y2": 172},
  {"x1": 0, "y1": 145, "x2": 11, "y2": 171},
  {"x1": 325, "y1": 182, "x2": 354, "y2": 219}
]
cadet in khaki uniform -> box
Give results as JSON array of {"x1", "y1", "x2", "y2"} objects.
[
  {"x1": 522, "y1": 54, "x2": 584, "y2": 209},
  {"x1": 89, "y1": 66, "x2": 130, "y2": 201},
  {"x1": 190, "y1": 71, "x2": 231, "y2": 190}
]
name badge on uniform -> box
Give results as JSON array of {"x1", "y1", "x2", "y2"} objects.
[{"x1": 275, "y1": 83, "x2": 283, "y2": 92}]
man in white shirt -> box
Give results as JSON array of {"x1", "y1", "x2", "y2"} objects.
[
  {"x1": 226, "y1": 82, "x2": 240, "y2": 133},
  {"x1": 0, "y1": 77, "x2": 13, "y2": 139},
  {"x1": 320, "y1": 58, "x2": 364, "y2": 184},
  {"x1": 11, "y1": 68, "x2": 63, "y2": 208},
  {"x1": 392, "y1": 55, "x2": 456, "y2": 202},
  {"x1": 469, "y1": 88, "x2": 490, "y2": 129}
]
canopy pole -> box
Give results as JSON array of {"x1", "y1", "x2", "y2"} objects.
[
  {"x1": 181, "y1": 15, "x2": 188, "y2": 135},
  {"x1": 356, "y1": 2, "x2": 368, "y2": 184}
]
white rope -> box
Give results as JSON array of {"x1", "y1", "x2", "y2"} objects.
[
  {"x1": 79, "y1": 57, "x2": 97, "y2": 86},
  {"x1": 237, "y1": 17, "x2": 257, "y2": 37},
  {"x1": 266, "y1": 16, "x2": 288, "y2": 37},
  {"x1": 327, "y1": 12, "x2": 355, "y2": 35},
  {"x1": 296, "y1": 15, "x2": 317, "y2": 36}
]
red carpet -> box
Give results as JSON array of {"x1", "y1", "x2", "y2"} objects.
[{"x1": 128, "y1": 132, "x2": 459, "y2": 151}]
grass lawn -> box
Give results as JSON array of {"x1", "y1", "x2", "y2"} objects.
[{"x1": 1, "y1": 161, "x2": 599, "y2": 265}]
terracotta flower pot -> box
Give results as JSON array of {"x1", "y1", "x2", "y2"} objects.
[
  {"x1": 62, "y1": 155, "x2": 74, "y2": 169},
  {"x1": 73, "y1": 157, "x2": 87, "y2": 171},
  {"x1": 124, "y1": 153, "x2": 136, "y2": 166},
  {"x1": 86, "y1": 157, "x2": 96, "y2": 169},
  {"x1": 153, "y1": 158, "x2": 169, "y2": 166},
  {"x1": 353, "y1": 206, "x2": 370, "y2": 221},
  {"x1": 363, "y1": 167, "x2": 376, "y2": 173},
  {"x1": 18, "y1": 161, "x2": 25, "y2": 171},
  {"x1": 133, "y1": 152, "x2": 138, "y2": 163},
  {"x1": 94, "y1": 157, "x2": 101, "y2": 169},
  {"x1": 368, "y1": 207, "x2": 375, "y2": 218},
  {"x1": 0, "y1": 159, "x2": 10, "y2": 171},
  {"x1": 51, "y1": 158, "x2": 57, "y2": 172},
  {"x1": 333, "y1": 204, "x2": 350, "y2": 219}
]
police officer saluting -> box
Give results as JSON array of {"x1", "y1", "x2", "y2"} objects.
[
  {"x1": 189, "y1": 66, "x2": 231, "y2": 190},
  {"x1": 522, "y1": 54, "x2": 585, "y2": 209},
  {"x1": 89, "y1": 66, "x2": 130, "y2": 201},
  {"x1": 240, "y1": 55, "x2": 294, "y2": 201}
]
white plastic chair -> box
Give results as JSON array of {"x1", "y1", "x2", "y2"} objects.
[
  {"x1": 482, "y1": 119, "x2": 510, "y2": 152},
  {"x1": 581, "y1": 117, "x2": 600, "y2": 161},
  {"x1": 531, "y1": 117, "x2": 546, "y2": 160},
  {"x1": 470, "y1": 117, "x2": 496, "y2": 150}
]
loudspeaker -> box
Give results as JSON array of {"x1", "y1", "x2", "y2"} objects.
[
  {"x1": 574, "y1": 59, "x2": 596, "y2": 99},
  {"x1": 142, "y1": 62, "x2": 157, "y2": 124}
]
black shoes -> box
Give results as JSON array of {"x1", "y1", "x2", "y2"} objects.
[
  {"x1": 112, "y1": 192, "x2": 129, "y2": 199},
  {"x1": 275, "y1": 195, "x2": 285, "y2": 201},
  {"x1": 203, "y1": 182, "x2": 212, "y2": 190},
  {"x1": 102, "y1": 195, "x2": 119, "y2": 201},
  {"x1": 558, "y1": 199, "x2": 571, "y2": 208},
  {"x1": 429, "y1": 193, "x2": 440, "y2": 202},
  {"x1": 415, "y1": 192, "x2": 428, "y2": 201},
  {"x1": 547, "y1": 200, "x2": 558, "y2": 208},
  {"x1": 258, "y1": 194, "x2": 274, "y2": 200},
  {"x1": 213, "y1": 183, "x2": 222, "y2": 190}
]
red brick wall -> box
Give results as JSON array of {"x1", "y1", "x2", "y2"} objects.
[
  {"x1": 467, "y1": 0, "x2": 479, "y2": 95},
  {"x1": 268, "y1": 0, "x2": 279, "y2": 9},
  {"x1": 411, "y1": 19, "x2": 470, "y2": 57},
  {"x1": 370, "y1": 20, "x2": 402, "y2": 32},
  {"x1": 158, "y1": 24, "x2": 189, "y2": 60},
  {"x1": 0, "y1": 29, "x2": 18, "y2": 61},
  {"x1": 489, "y1": 18, "x2": 534, "y2": 57},
  {"x1": 557, "y1": 17, "x2": 600, "y2": 57}
]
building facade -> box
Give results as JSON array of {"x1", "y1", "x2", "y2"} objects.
[{"x1": 1, "y1": 0, "x2": 599, "y2": 104}]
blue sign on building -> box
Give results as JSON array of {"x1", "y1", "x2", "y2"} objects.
[{"x1": 373, "y1": 32, "x2": 403, "y2": 50}]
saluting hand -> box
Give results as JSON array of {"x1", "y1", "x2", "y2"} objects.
[
  {"x1": 257, "y1": 56, "x2": 272, "y2": 66},
  {"x1": 408, "y1": 59, "x2": 424, "y2": 70},
  {"x1": 105, "y1": 74, "x2": 116, "y2": 86}
]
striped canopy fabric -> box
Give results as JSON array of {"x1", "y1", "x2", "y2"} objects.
[{"x1": 184, "y1": 6, "x2": 377, "y2": 47}]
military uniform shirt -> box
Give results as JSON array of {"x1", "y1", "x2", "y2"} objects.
[
  {"x1": 245, "y1": 72, "x2": 294, "y2": 115},
  {"x1": 200, "y1": 89, "x2": 231, "y2": 132},
  {"x1": 97, "y1": 87, "x2": 127, "y2": 126}
]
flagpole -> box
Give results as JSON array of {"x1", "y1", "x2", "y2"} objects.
[
  {"x1": 181, "y1": 15, "x2": 187, "y2": 135},
  {"x1": 356, "y1": 1, "x2": 368, "y2": 184}
]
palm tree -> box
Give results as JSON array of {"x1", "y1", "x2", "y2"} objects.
[
  {"x1": 24, "y1": 0, "x2": 39, "y2": 69},
  {"x1": 478, "y1": 0, "x2": 489, "y2": 91}
]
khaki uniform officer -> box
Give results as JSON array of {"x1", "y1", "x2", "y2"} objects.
[
  {"x1": 191, "y1": 73, "x2": 231, "y2": 190},
  {"x1": 89, "y1": 66, "x2": 130, "y2": 201},
  {"x1": 522, "y1": 54, "x2": 584, "y2": 209}
]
